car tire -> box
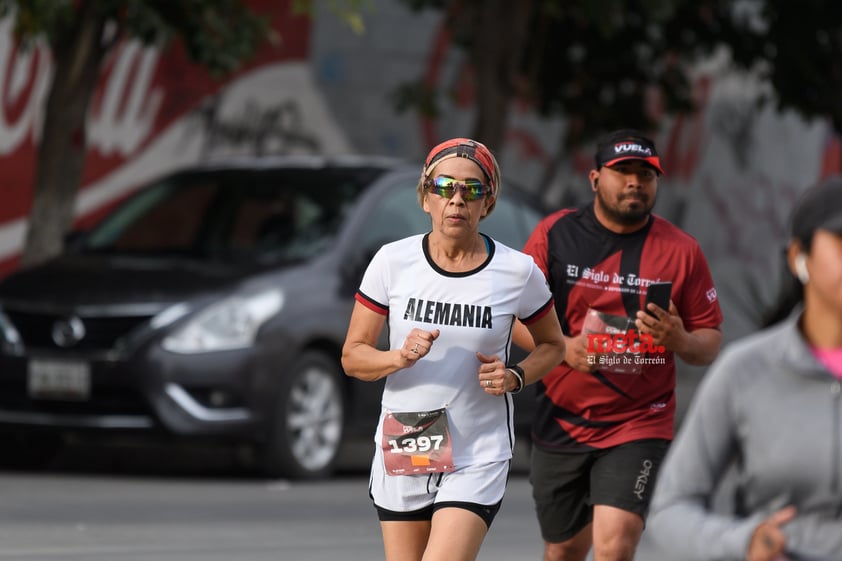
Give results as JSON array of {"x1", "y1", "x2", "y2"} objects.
[{"x1": 258, "y1": 350, "x2": 345, "y2": 479}]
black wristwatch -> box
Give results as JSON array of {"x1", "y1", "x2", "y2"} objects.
[{"x1": 506, "y1": 364, "x2": 525, "y2": 394}]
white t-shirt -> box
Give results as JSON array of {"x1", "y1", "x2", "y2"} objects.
[{"x1": 356, "y1": 233, "x2": 553, "y2": 466}]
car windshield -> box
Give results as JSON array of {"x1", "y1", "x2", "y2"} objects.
[{"x1": 81, "y1": 167, "x2": 383, "y2": 262}]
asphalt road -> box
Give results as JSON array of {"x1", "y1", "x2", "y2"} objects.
[{"x1": 0, "y1": 438, "x2": 678, "y2": 561}]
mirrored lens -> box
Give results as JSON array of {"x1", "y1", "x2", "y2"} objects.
[{"x1": 427, "y1": 177, "x2": 488, "y2": 201}]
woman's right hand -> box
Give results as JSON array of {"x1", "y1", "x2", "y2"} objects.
[{"x1": 399, "y1": 328, "x2": 440, "y2": 367}]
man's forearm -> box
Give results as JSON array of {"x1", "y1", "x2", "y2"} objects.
[{"x1": 674, "y1": 328, "x2": 722, "y2": 366}]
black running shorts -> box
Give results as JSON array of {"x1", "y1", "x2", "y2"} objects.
[{"x1": 530, "y1": 439, "x2": 670, "y2": 543}]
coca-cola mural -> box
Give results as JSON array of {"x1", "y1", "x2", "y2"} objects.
[{"x1": 0, "y1": 0, "x2": 351, "y2": 277}]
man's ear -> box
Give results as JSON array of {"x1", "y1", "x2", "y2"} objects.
[{"x1": 589, "y1": 170, "x2": 600, "y2": 191}]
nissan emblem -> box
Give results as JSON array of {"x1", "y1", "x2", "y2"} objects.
[{"x1": 51, "y1": 315, "x2": 86, "y2": 348}]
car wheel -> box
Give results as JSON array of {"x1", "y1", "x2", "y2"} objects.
[{"x1": 259, "y1": 350, "x2": 345, "y2": 479}]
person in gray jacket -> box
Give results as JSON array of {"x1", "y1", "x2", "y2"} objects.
[{"x1": 647, "y1": 176, "x2": 842, "y2": 561}]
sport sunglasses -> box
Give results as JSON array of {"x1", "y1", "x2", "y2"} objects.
[{"x1": 424, "y1": 176, "x2": 491, "y2": 201}]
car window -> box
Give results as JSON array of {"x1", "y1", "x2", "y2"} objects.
[
  {"x1": 83, "y1": 168, "x2": 380, "y2": 261},
  {"x1": 480, "y1": 194, "x2": 543, "y2": 250},
  {"x1": 92, "y1": 180, "x2": 218, "y2": 252},
  {"x1": 361, "y1": 180, "x2": 431, "y2": 249}
]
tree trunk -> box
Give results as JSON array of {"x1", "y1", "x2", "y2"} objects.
[
  {"x1": 470, "y1": 0, "x2": 532, "y2": 153},
  {"x1": 20, "y1": 1, "x2": 109, "y2": 267}
]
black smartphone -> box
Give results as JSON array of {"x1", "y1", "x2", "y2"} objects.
[{"x1": 644, "y1": 282, "x2": 672, "y2": 317}]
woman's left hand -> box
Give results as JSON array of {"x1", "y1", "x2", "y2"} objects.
[{"x1": 476, "y1": 352, "x2": 516, "y2": 395}]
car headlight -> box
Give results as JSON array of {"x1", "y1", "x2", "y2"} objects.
[
  {"x1": 0, "y1": 309, "x2": 23, "y2": 355},
  {"x1": 161, "y1": 289, "x2": 284, "y2": 353}
]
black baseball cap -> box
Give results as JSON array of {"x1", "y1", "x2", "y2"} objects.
[
  {"x1": 594, "y1": 129, "x2": 664, "y2": 175},
  {"x1": 790, "y1": 175, "x2": 842, "y2": 246}
]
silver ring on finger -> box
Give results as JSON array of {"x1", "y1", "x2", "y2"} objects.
[
  {"x1": 412, "y1": 344, "x2": 419, "y2": 354},
  {"x1": 485, "y1": 379, "x2": 492, "y2": 388}
]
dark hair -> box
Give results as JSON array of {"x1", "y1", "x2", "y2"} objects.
[{"x1": 789, "y1": 175, "x2": 842, "y2": 250}]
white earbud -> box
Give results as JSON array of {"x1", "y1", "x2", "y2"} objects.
[{"x1": 794, "y1": 253, "x2": 810, "y2": 284}]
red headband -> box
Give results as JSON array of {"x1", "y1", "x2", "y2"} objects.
[{"x1": 423, "y1": 138, "x2": 497, "y2": 193}]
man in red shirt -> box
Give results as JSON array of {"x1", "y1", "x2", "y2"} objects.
[{"x1": 516, "y1": 129, "x2": 723, "y2": 561}]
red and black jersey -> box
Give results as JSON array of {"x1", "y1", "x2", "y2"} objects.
[{"x1": 523, "y1": 203, "x2": 723, "y2": 451}]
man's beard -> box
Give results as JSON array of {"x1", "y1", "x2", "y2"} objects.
[{"x1": 596, "y1": 190, "x2": 655, "y2": 226}]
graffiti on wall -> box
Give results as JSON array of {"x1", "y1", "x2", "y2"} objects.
[{"x1": 190, "y1": 94, "x2": 321, "y2": 158}]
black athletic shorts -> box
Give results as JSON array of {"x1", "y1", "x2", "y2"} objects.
[{"x1": 530, "y1": 438, "x2": 670, "y2": 543}]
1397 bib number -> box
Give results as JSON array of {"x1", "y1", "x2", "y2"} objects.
[
  {"x1": 386, "y1": 434, "x2": 444, "y2": 454},
  {"x1": 381, "y1": 408, "x2": 454, "y2": 475}
]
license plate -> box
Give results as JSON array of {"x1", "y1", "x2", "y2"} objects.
[{"x1": 28, "y1": 360, "x2": 91, "y2": 401}]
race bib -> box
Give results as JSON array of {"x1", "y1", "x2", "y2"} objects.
[{"x1": 381, "y1": 408, "x2": 455, "y2": 476}]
